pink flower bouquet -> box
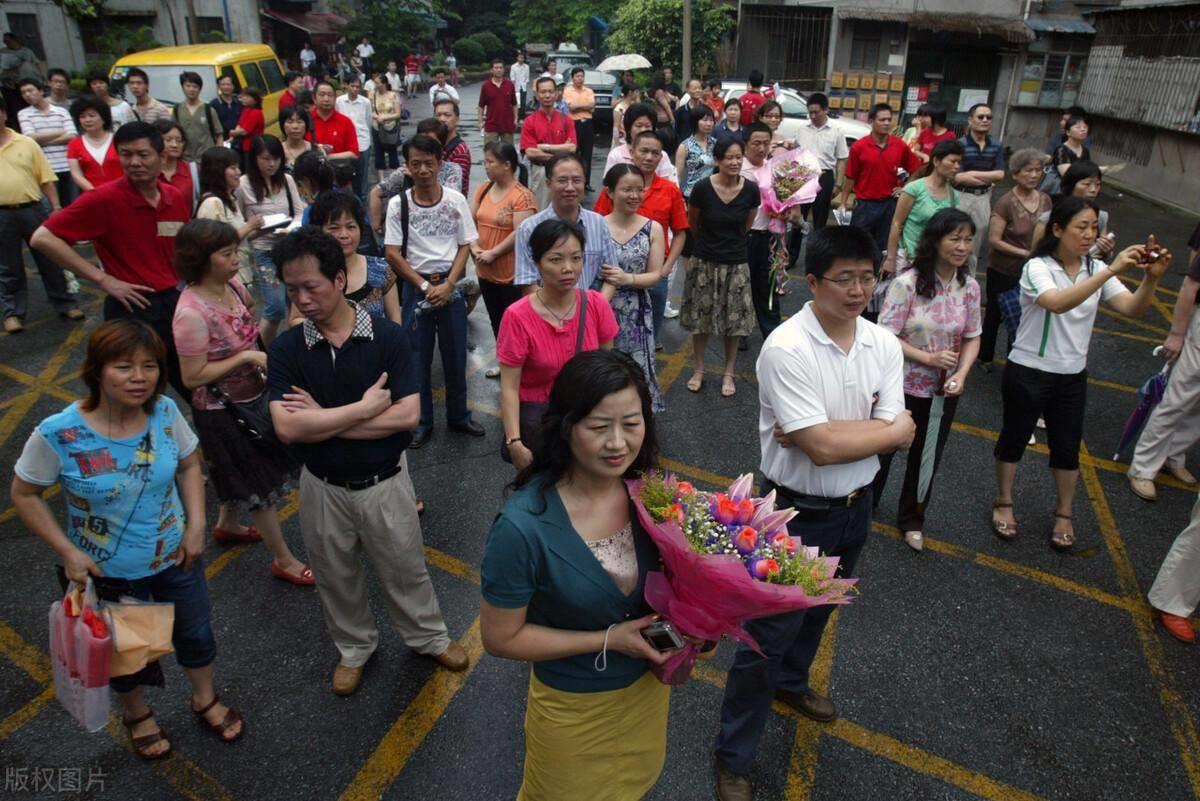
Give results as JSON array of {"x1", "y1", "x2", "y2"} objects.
[
  {"x1": 629, "y1": 472, "x2": 857, "y2": 685},
  {"x1": 759, "y1": 148, "x2": 822, "y2": 235}
]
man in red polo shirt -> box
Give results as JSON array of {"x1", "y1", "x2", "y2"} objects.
[
  {"x1": 477, "y1": 58, "x2": 517, "y2": 145},
  {"x1": 593, "y1": 130, "x2": 688, "y2": 342},
  {"x1": 837, "y1": 103, "x2": 921, "y2": 256},
  {"x1": 311, "y1": 81, "x2": 360, "y2": 168},
  {"x1": 404, "y1": 53, "x2": 421, "y2": 99},
  {"x1": 279, "y1": 71, "x2": 304, "y2": 111},
  {"x1": 32, "y1": 120, "x2": 191, "y2": 398},
  {"x1": 520, "y1": 75, "x2": 576, "y2": 210}
]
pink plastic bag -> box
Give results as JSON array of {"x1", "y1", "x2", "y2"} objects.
[{"x1": 49, "y1": 579, "x2": 111, "y2": 732}]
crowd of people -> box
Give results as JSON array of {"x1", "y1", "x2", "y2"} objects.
[{"x1": 3, "y1": 47, "x2": 1199, "y2": 801}]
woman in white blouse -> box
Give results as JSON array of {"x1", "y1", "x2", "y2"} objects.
[{"x1": 991, "y1": 196, "x2": 1169, "y2": 551}]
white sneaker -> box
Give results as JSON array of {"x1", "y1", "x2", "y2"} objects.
[
  {"x1": 1036, "y1": 417, "x2": 1046, "y2": 430},
  {"x1": 664, "y1": 303, "x2": 680, "y2": 319},
  {"x1": 1028, "y1": 432, "x2": 1037, "y2": 446}
]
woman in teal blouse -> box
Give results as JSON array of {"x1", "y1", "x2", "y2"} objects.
[{"x1": 481, "y1": 350, "x2": 670, "y2": 801}]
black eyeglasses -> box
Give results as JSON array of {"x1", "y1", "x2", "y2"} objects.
[
  {"x1": 976, "y1": 114, "x2": 993, "y2": 120},
  {"x1": 821, "y1": 273, "x2": 878, "y2": 289}
]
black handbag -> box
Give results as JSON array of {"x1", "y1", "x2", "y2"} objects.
[{"x1": 206, "y1": 382, "x2": 284, "y2": 450}]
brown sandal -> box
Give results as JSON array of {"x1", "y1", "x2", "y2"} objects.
[
  {"x1": 123, "y1": 709, "x2": 172, "y2": 761},
  {"x1": 192, "y1": 694, "x2": 245, "y2": 743},
  {"x1": 991, "y1": 501, "x2": 1018, "y2": 541},
  {"x1": 1050, "y1": 513, "x2": 1075, "y2": 552}
]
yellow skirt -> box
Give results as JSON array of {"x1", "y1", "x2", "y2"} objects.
[{"x1": 518, "y1": 671, "x2": 670, "y2": 801}]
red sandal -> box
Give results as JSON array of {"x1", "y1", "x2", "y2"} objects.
[
  {"x1": 191, "y1": 694, "x2": 245, "y2": 743},
  {"x1": 212, "y1": 526, "x2": 262, "y2": 545},
  {"x1": 270, "y1": 561, "x2": 316, "y2": 586}
]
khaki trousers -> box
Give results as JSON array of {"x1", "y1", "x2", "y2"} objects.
[
  {"x1": 1130, "y1": 309, "x2": 1200, "y2": 480},
  {"x1": 483, "y1": 131, "x2": 514, "y2": 145},
  {"x1": 957, "y1": 189, "x2": 992, "y2": 270},
  {"x1": 529, "y1": 164, "x2": 550, "y2": 210},
  {"x1": 298, "y1": 461, "x2": 450, "y2": 667},
  {"x1": 1149, "y1": 491, "x2": 1200, "y2": 617}
]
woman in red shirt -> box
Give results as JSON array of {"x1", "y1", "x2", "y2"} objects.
[
  {"x1": 66, "y1": 95, "x2": 122, "y2": 192},
  {"x1": 915, "y1": 104, "x2": 957, "y2": 162},
  {"x1": 496, "y1": 219, "x2": 619, "y2": 470},
  {"x1": 229, "y1": 87, "x2": 264, "y2": 153},
  {"x1": 155, "y1": 119, "x2": 197, "y2": 214}
]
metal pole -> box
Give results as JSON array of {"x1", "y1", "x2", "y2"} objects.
[{"x1": 682, "y1": 0, "x2": 693, "y2": 79}]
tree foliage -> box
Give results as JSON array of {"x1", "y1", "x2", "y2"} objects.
[
  {"x1": 508, "y1": 0, "x2": 619, "y2": 45},
  {"x1": 460, "y1": 31, "x2": 504, "y2": 60},
  {"x1": 606, "y1": 0, "x2": 735, "y2": 74},
  {"x1": 333, "y1": 0, "x2": 438, "y2": 61},
  {"x1": 462, "y1": 12, "x2": 515, "y2": 50},
  {"x1": 450, "y1": 38, "x2": 485, "y2": 65}
]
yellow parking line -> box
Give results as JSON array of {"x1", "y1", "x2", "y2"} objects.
[
  {"x1": 0, "y1": 685, "x2": 53, "y2": 741},
  {"x1": 0, "y1": 363, "x2": 80, "y2": 404},
  {"x1": 339, "y1": 618, "x2": 485, "y2": 801},
  {"x1": 0, "y1": 619, "x2": 50, "y2": 684},
  {"x1": 1093, "y1": 326, "x2": 1167, "y2": 346},
  {"x1": 1098, "y1": 305, "x2": 1169, "y2": 336},
  {"x1": 0, "y1": 325, "x2": 87, "y2": 449},
  {"x1": 784, "y1": 614, "x2": 838, "y2": 800},
  {"x1": 1079, "y1": 444, "x2": 1200, "y2": 798},
  {"x1": 0, "y1": 485, "x2": 60, "y2": 524},
  {"x1": 693, "y1": 659, "x2": 1050, "y2": 801}
]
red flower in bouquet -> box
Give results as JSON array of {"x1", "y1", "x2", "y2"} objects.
[{"x1": 630, "y1": 472, "x2": 858, "y2": 685}]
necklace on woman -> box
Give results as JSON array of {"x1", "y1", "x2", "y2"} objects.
[
  {"x1": 536, "y1": 289, "x2": 575, "y2": 326},
  {"x1": 1013, "y1": 187, "x2": 1042, "y2": 215}
]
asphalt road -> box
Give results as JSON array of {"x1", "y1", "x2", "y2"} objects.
[{"x1": 2, "y1": 82, "x2": 1200, "y2": 801}]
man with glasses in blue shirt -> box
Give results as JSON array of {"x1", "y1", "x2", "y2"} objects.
[{"x1": 955, "y1": 103, "x2": 1005, "y2": 270}]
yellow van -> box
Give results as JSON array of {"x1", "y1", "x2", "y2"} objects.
[{"x1": 110, "y1": 43, "x2": 289, "y2": 137}]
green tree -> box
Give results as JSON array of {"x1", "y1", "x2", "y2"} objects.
[
  {"x1": 451, "y1": 37, "x2": 485, "y2": 65},
  {"x1": 463, "y1": 12, "x2": 515, "y2": 49},
  {"x1": 333, "y1": 0, "x2": 445, "y2": 61},
  {"x1": 460, "y1": 31, "x2": 504, "y2": 60},
  {"x1": 606, "y1": 0, "x2": 734, "y2": 74}
]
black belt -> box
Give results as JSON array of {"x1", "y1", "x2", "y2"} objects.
[
  {"x1": 309, "y1": 462, "x2": 403, "y2": 491},
  {"x1": 775, "y1": 482, "x2": 872, "y2": 510},
  {"x1": 0, "y1": 200, "x2": 39, "y2": 210},
  {"x1": 960, "y1": 185, "x2": 992, "y2": 196}
]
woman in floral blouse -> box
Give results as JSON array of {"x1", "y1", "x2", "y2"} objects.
[{"x1": 872, "y1": 208, "x2": 981, "y2": 552}]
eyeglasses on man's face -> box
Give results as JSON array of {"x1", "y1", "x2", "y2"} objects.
[{"x1": 821, "y1": 272, "x2": 878, "y2": 289}]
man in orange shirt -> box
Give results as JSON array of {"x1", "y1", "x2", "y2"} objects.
[{"x1": 562, "y1": 67, "x2": 596, "y2": 191}]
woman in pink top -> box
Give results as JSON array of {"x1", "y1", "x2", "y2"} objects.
[
  {"x1": 497, "y1": 219, "x2": 619, "y2": 470},
  {"x1": 170, "y1": 219, "x2": 313, "y2": 586}
]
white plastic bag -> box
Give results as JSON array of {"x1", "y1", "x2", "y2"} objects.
[{"x1": 49, "y1": 579, "x2": 111, "y2": 732}]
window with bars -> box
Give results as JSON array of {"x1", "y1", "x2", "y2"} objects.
[{"x1": 1017, "y1": 36, "x2": 1089, "y2": 108}]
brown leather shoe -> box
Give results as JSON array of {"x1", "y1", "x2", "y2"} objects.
[
  {"x1": 1166, "y1": 466, "x2": 1198, "y2": 485},
  {"x1": 431, "y1": 642, "x2": 469, "y2": 672},
  {"x1": 775, "y1": 687, "x2": 837, "y2": 722},
  {"x1": 61, "y1": 308, "x2": 85, "y2": 321},
  {"x1": 332, "y1": 663, "x2": 364, "y2": 696},
  {"x1": 715, "y1": 760, "x2": 753, "y2": 801}
]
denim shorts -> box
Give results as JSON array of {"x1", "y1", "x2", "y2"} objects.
[
  {"x1": 77, "y1": 561, "x2": 218, "y2": 692},
  {"x1": 253, "y1": 249, "x2": 288, "y2": 321}
]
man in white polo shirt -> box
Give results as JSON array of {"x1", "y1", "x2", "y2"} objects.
[{"x1": 713, "y1": 225, "x2": 914, "y2": 801}]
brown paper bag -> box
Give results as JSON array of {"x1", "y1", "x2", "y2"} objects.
[{"x1": 104, "y1": 600, "x2": 175, "y2": 678}]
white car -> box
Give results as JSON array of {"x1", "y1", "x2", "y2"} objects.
[{"x1": 721, "y1": 87, "x2": 870, "y2": 150}]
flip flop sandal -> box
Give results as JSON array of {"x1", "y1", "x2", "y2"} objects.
[
  {"x1": 1049, "y1": 513, "x2": 1075, "y2": 552},
  {"x1": 686, "y1": 373, "x2": 705, "y2": 393},
  {"x1": 991, "y1": 501, "x2": 1018, "y2": 541},
  {"x1": 721, "y1": 374, "x2": 737, "y2": 398},
  {"x1": 192, "y1": 694, "x2": 245, "y2": 743},
  {"x1": 123, "y1": 710, "x2": 172, "y2": 761}
]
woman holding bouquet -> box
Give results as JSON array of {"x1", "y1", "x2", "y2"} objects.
[
  {"x1": 681, "y1": 138, "x2": 761, "y2": 398},
  {"x1": 992, "y1": 197, "x2": 1171, "y2": 550},
  {"x1": 873, "y1": 209, "x2": 981, "y2": 552},
  {"x1": 481, "y1": 350, "x2": 670, "y2": 801},
  {"x1": 883, "y1": 139, "x2": 963, "y2": 275}
]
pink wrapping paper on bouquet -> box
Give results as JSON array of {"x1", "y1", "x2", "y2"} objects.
[
  {"x1": 628, "y1": 473, "x2": 857, "y2": 685},
  {"x1": 759, "y1": 148, "x2": 822, "y2": 234}
]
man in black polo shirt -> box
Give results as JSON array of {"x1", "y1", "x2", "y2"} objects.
[
  {"x1": 267, "y1": 227, "x2": 468, "y2": 697},
  {"x1": 955, "y1": 103, "x2": 1005, "y2": 270}
]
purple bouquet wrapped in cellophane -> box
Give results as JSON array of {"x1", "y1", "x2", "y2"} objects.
[{"x1": 628, "y1": 472, "x2": 857, "y2": 685}]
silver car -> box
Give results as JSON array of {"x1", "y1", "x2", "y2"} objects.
[{"x1": 722, "y1": 87, "x2": 870, "y2": 150}]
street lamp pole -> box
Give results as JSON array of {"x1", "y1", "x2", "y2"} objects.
[{"x1": 682, "y1": 0, "x2": 692, "y2": 80}]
